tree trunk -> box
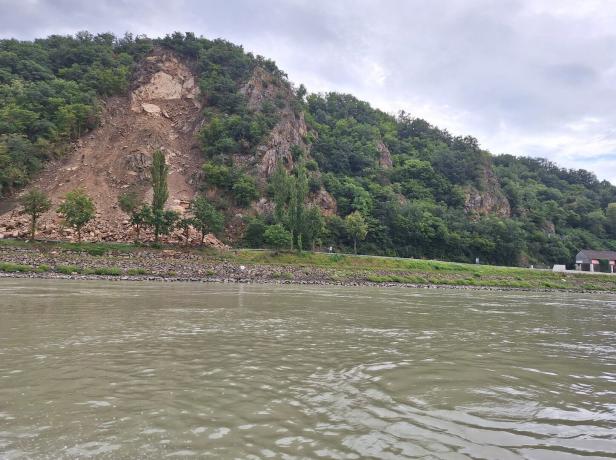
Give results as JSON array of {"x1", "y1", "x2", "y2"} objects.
[
  {"x1": 30, "y1": 216, "x2": 36, "y2": 241},
  {"x1": 200, "y1": 229, "x2": 205, "y2": 246},
  {"x1": 354, "y1": 237, "x2": 357, "y2": 254},
  {"x1": 184, "y1": 227, "x2": 190, "y2": 246},
  {"x1": 134, "y1": 224, "x2": 140, "y2": 243},
  {"x1": 77, "y1": 227, "x2": 82, "y2": 243}
]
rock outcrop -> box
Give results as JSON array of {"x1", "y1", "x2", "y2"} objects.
[
  {"x1": 240, "y1": 67, "x2": 309, "y2": 177},
  {"x1": 377, "y1": 140, "x2": 393, "y2": 169},
  {"x1": 464, "y1": 161, "x2": 511, "y2": 218}
]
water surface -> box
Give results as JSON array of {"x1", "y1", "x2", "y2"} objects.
[{"x1": 0, "y1": 279, "x2": 615, "y2": 459}]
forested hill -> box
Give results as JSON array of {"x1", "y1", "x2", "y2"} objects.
[{"x1": 1, "y1": 32, "x2": 615, "y2": 266}]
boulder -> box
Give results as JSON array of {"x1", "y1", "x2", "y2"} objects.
[{"x1": 142, "y1": 103, "x2": 161, "y2": 114}]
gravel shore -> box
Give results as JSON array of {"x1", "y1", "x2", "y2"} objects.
[{"x1": 0, "y1": 244, "x2": 610, "y2": 294}]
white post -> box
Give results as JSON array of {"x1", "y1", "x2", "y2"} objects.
[{"x1": 590, "y1": 263, "x2": 595, "y2": 272}]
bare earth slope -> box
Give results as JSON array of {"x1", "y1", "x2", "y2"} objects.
[{"x1": 0, "y1": 49, "x2": 206, "y2": 243}]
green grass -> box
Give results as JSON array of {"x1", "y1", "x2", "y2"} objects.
[
  {"x1": 83, "y1": 267, "x2": 123, "y2": 276},
  {"x1": 56, "y1": 265, "x2": 82, "y2": 274},
  {"x1": 127, "y1": 268, "x2": 149, "y2": 276},
  {"x1": 0, "y1": 239, "x2": 139, "y2": 255},
  {"x1": 0, "y1": 262, "x2": 32, "y2": 273}
]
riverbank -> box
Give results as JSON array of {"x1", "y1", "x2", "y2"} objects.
[{"x1": 1, "y1": 239, "x2": 616, "y2": 292}]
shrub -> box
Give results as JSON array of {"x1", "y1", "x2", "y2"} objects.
[
  {"x1": 232, "y1": 175, "x2": 259, "y2": 206},
  {"x1": 243, "y1": 217, "x2": 266, "y2": 248},
  {"x1": 202, "y1": 162, "x2": 232, "y2": 188},
  {"x1": 264, "y1": 224, "x2": 292, "y2": 251}
]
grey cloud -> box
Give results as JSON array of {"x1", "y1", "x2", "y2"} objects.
[
  {"x1": 1, "y1": 0, "x2": 615, "y2": 181},
  {"x1": 545, "y1": 64, "x2": 597, "y2": 85}
]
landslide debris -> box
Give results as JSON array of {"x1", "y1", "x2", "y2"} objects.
[{"x1": 0, "y1": 48, "x2": 219, "y2": 245}]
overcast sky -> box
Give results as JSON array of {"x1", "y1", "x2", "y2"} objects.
[{"x1": 2, "y1": 0, "x2": 616, "y2": 183}]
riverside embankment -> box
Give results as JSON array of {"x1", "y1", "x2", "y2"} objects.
[{"x1": 2, "y1": 239, "x2": 616, "y2": 292}]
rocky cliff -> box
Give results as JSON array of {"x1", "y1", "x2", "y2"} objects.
[
  {"x1": 239, "y1": 67, "x2": 309, "y2": 177},
  {"x1": 464, "y1": 159, "x2": 511, "y2": 217}
]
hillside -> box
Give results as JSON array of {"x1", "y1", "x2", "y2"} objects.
[
  {"x1": 1, "y1": 32, "x2": 615, "y2": 266},
  {"x1": 0, "y1": 47, "x2": 204, "y2": 242}
]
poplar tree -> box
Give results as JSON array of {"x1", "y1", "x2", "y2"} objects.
[
  {"x1": 269, "y1": 160, "x2": 309, "y2": 251},
  {"x1": 149, "y1": 149, "x2": 172, "y2": 243},
  {"x1": 151, "y1": 149, "x2": 169, "y2": 213}
]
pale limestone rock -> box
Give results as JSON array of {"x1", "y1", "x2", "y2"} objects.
[{"x1": 141, "y1": 103, "x2": 161, "y2": 114}]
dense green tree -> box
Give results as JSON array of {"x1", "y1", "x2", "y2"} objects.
[
  {"x1": 151, "y1": 150, "x2": 168, "y2": 210},
  {"x1": 302, "y1": 206, "x2": 325, "y2": 251},
  {"x1": 232, "y1": 175, "x2": 258, "y2": 206},
  {"x1": 190, "y1": 195, "x2": 224, "y2": 245},
  {"x1": 57, "y1": 188, "x2": 95, "y2": 242},
  {"x1": 264, "y1": 224, "x2": 292, "y2": 252},
  {"x1": 243, "y1": 216, "x2": 266, "y2": 247},
  {"x1": 202, "y1": 161, "x2": 231, "y2": 188},
  {"x1": 270, "y1": 162, "x2": 294, "y2": 225},
  {"x1": 150, "y1": 149, "x2": 169, "y2": 242},
  {"x1": 20, "y1": 188, "x2": 51, "y2": 240},
  {"x1": 289, "y1": 162, "x2": 308, "y2": 250},
  {"x1": 606, "y1": 203, "x2": 616, "y2": 237},
  {"x1": 146, "y1": 208, "x2": 178, "y2": 244},
  {"x1": 345, "y1": 211, "x2": 368, "y2": 254},
  {"x1": 131, "y1": 204, "x2": 151, "y2": 243}
]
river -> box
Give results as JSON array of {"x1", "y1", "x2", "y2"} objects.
[{"x1": 0, "y1": 279, "x2": 615, "y2": 459}]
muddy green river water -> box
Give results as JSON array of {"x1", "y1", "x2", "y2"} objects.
[{"x1": 0, "y1": 279, "x2": 615, "y2": 459}]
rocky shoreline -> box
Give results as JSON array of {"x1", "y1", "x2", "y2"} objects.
[
  {"x1": 0, "y1": 270, "x2": 609, "y2": 294},
  {"x1": 0, "y1": 244, "x2": 610, "y2": 294}
]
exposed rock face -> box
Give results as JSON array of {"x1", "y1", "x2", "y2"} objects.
[
  {"x1": 130, "y1": 51, "x2": 200, "y2": 112},
  {"x1": 0, "y1": 48, "x2": 209, "y2": 245},
  {"x1": 240, "y1": 67, "x2": 309, "y2": 177},
  {"x1": 123, "y1": 151, "x2": 152, "y2": 181},
  {"x1": 377, "y1": 140, "x2": 393, "y2": 169},
  {"x1": 314, "y1": 189, "x2": 337, "y2": 216},
  {"x1": 464, "y1": 162, "x2": 511, "y2": 217},
  {"x1": 240, "y1": 67, "x2": 337, "y2": 217}
]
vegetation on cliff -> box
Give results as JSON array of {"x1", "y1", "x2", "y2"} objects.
[{"x1": 1, "y1": 31, "x2": 616, "y2": 267}]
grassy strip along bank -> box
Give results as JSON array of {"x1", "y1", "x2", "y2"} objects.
[{"x1": 1, "y1": 239, "x2": 616, "y2": 292}]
